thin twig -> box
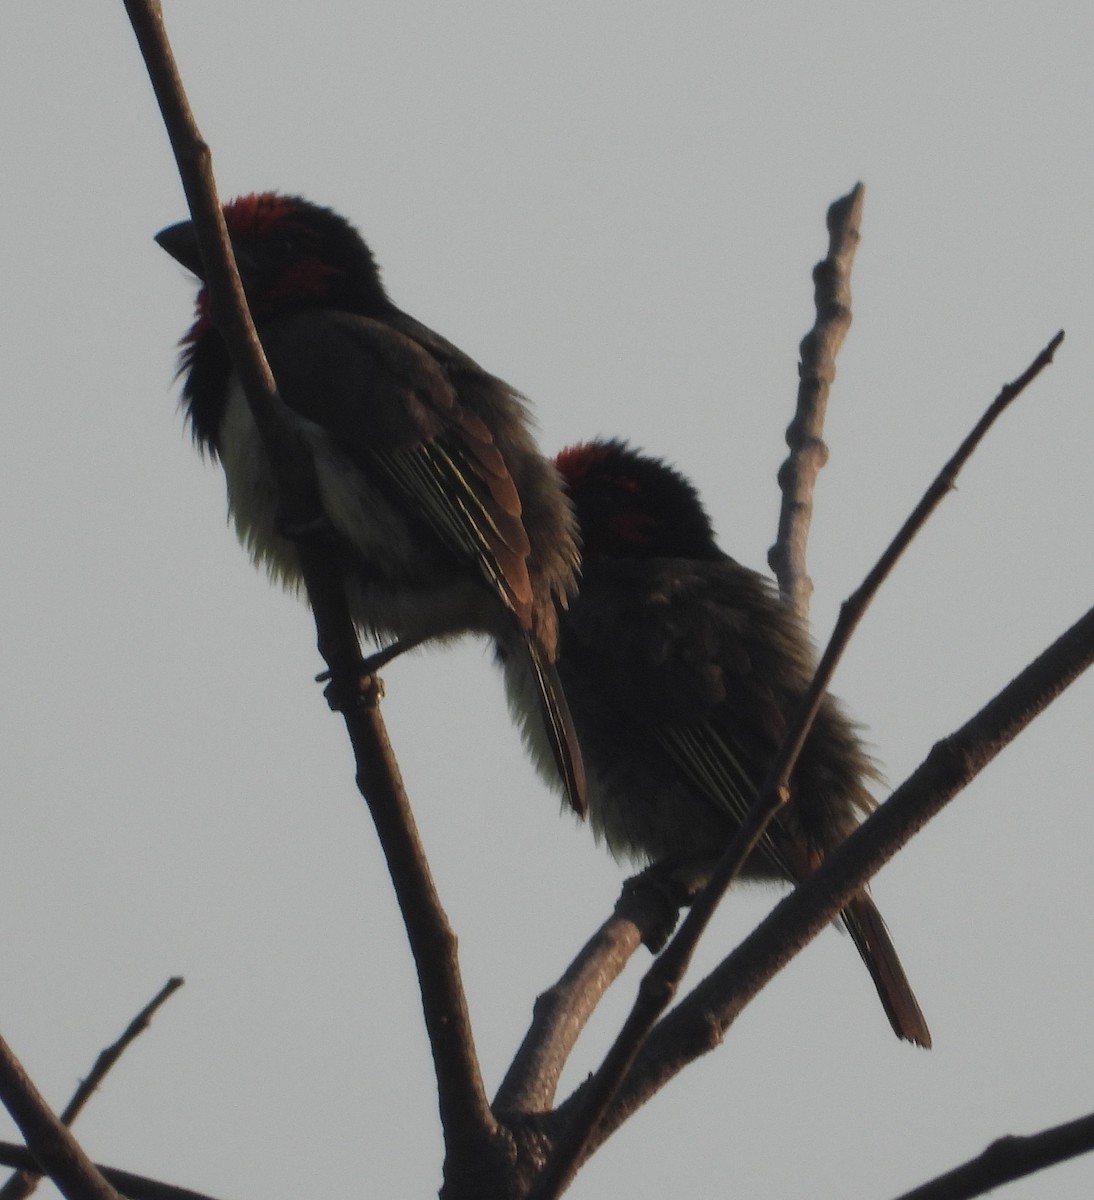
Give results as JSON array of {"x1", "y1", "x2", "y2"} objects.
[
  {"x1": 0, "y1": 1145, "x2": 223, "y2": 1200},
  {"x1": 0, "y1": 979, "x2": 183, "y2": 1200},
  {"x1": 890, "y1": 1109, "x2": 1094, "y2": 1200},
  {"x1": 769, "y1": 183, "x2": 865, "y2": 618},
  {"x1": 767, "y1": 329, "x2": 1064, "y2": 825},
  {"x1": 528, "y1": 330, "x2": 1065, "y2": 1200},
  {"x1": 123, "y1": 0, "x2": 494, "y2": 1159},
  {"x1": 0, "y1": 1032, "x2": 121, "y2": 1200}
]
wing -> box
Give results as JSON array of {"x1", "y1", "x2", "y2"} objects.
[
  {"x1": 374, "y1": 407, "x2": 533, "y2": 627},
  {"x1": 563, "y1": 560, "x2": 929, "y2": 1045},
  {"x1": 259, "y1": 308, "x2": 535, "y2": 632},
  {"x1": 259, "y1": 309, "x2": 587, "y2": 816},
  {"x1": 562, "y1": 557, "x2": 813, "y2": 877},
  {"x1": 654, "y1": 721, "x2": 793, "y2": 879}
]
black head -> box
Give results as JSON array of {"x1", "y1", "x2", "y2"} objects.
[
  {"x1": 157, "y1": 194, "x2": 391, "y2": 453},
  {"x1": 555, "y1": 439, "x2": 721, "y2": 562},
  {"x1": 155, "y1": 192, "x2": 390, "y2": 335}
]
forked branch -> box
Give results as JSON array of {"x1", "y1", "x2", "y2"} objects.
[
  {"x1": 529, "y1": 330, "x2": 1066, "y2": 1200},
  {"x1": 608, "y1": 599, "x2": 1094, "y2": 1134},
  {"x1": 0, "y1": 979, "x2": 182, "y2": 1200}
]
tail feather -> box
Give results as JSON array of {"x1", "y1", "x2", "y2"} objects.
[
  {"x1": 842, "y1": 894, "x2": 931, "y2": 1048},
  {"x1": 526, "y1": 638, "x2": 587, "y2": 818}
]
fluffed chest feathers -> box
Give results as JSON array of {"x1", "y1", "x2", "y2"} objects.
[{"x1": 215, "y1": 378, "x2": 498, "y2": 646}]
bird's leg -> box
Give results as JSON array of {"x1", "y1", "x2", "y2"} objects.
[
  {"x1": 315, "y1": 636, "x2": 427, "y2": 711},
  {"x1": 358, "y1": 636, "x2": 426, "y2": 675}
]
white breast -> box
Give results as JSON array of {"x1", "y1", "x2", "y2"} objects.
[{"x1": 216, "y1": 376, "x2": 500, "y2": 647}]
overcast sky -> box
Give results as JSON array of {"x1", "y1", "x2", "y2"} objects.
[{"x1": 3, "y1": 5, "x2": 1093, "y2": 1199}]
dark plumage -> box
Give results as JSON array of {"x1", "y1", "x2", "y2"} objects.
[
  {"x1": 157, "y1": 193, "x2": 585, "y2": 814},
  {"x1": 546, "y1": 439, "x2": 930, "y2": 1046}
]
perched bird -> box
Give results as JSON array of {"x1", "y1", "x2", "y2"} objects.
[
  {"x1": 156, "y1": 192, "x2": 585, "y2": 814},
  {"x1": 542, "y1": 439, "x2": 930, "y2": 1046}
]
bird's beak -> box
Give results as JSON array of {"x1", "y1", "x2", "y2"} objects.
[{"x1": 154, "y1": 219, "x2": 205, "y2": 278}]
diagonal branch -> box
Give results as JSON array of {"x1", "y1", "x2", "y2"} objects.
[
  {"x1": 494, "y1": 878, "x2": 674, "y2": 1115},
  {"x1": 769, "y1": 182, "x2": 865, "y2": 617},
  {"x1": 0, "y1": 1033, "x2": 122, "y2": 1200},
  {"x1": 0, "y1": 978, "x2": 183, "y2": 1200},
  {"x1": 604, "y1": 599, "x2": 1094, "y2": 1136},
  {"x1": 528, "y1": 329, "x2": 1065, "y2": 1200},
  {"x1": 767, "y1": 329, "x2": 1063, "y2": 823},
  {"x1": 122, "y1": 0, "x2": 494, "y2": 1157},
  {"x1": 890, "y1": 1109, "x2": 1094, "y2": 1200}
]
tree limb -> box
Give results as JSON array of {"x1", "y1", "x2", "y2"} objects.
[
  {"x1": 495, "y1": 877, "x2": 674, "y2": 1114},
  {"x1": 890, "y1": 1109, "x2": 1094, "y2": 1200},
  {"x1": 122, "y1": 0, "x2": 494, "y2": 1160}
]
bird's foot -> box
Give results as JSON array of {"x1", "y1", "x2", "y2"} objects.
[
  {"x1": 315, "y1": 636, "x2": 428, "y2": 710},
  {"x1": 315, "y1": 660, "x2": 386, "y2": 712},
  {"x1": 621, "y1": 861, "x2": 693, "y2": 953}
]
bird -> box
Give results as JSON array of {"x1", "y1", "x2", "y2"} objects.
[
  {"x1": 155, "y1": 192, "x2": 586, "y2": 815},
  {"x1": 540, "y1": 438, "x2": 930, "y2": 1046}
]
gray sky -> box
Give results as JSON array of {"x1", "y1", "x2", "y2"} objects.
[{"x1": 2, "y1": 4, "x2": 1093, "y2": 1198}]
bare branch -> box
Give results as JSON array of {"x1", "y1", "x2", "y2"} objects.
[
  {"x1": 765, "y1": 329, "x2": 1064, "y2": 830},
  {"x1": 0, "y1": 979, "x2": 183, "y2": 1200},
  {"x1": 57, "y1": 979, "x2": 184, "y2": 1129},
  {"x1": 0, "y1": 1032, "x2": 122, "y2": 1200},
  {"x1": 495, "y1": 879, "x2": 674, "y2": 1114},
  {"x1": 890, "y1": 1110, "x2": 1094, "y2": 1200},
  {"x1": 606, "y1": 599, "x2": 1094, "y2": 1134},
  {"x1": 769, "y1": 183, "x2": 865, "y2": 617},
  {"x1": 0, "y1": 1144, "x2": 223, "y2": 1200},
  {"x1": 529, "y1": 330, "x2": 1065, "y2": 1199},
  {"x1": 122, "y1": 0, "x2": 494, "y2": 1157},
  {"x1": 337, "y1": 658, "x2": 497, "y2": 1154}
]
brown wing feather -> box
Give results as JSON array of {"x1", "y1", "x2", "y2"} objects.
[
  {"x1": 844, "y1": 895, "x2": 932, "y2": 1047},
  {"x1": 262, "y1": 310, "x2": 536, "y2": 625}
]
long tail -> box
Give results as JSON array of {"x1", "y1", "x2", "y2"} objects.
[
  {"x1": 842, "y1": 894, "x2": 931, "y2": 1048},
  {"x1": 526, "y1": 637, "x2": 587, "y2": 817}
]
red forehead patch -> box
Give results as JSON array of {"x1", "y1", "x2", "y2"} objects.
[
  {"x1": 555, "y1": 441, "x2": 614, "y2": 484},
  {"x1": 222, "y1": 192, "x2": 300, "y2": 236}
]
